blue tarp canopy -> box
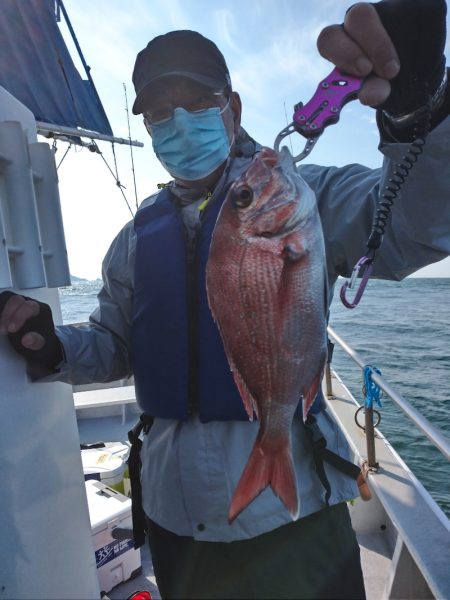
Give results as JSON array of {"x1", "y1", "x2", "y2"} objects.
[{"x1": 0, "y1": 0, "x2": 113, "y2": 136}]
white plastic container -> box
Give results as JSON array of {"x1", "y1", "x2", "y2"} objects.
[
  {"x1": 81, "y1": 442, "x2": 131, "y2": 495},
  {"x1": 85, "y1": 480, "x2": 141, "y2": 594}
]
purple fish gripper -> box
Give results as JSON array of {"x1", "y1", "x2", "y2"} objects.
[
  {"x1": 274, "y1": 67, "x2": 363, "y2": 162},
  {"x1": 273, "y1": 68, "x2": 374, "y2": 307},
  {"x1": 293, "y1": 67, "x2": 363, "y2": 137}
]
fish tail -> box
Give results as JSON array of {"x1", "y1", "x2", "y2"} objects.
[{"x1": 228, "y1": 437, "x2": 299, "y2": 524}]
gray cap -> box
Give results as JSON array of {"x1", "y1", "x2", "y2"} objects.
[{"x1": 132, "y1": 30, "x2": 232, "y2": 115}]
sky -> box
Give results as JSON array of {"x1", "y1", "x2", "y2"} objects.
[{"x1": 49, "y1": 0, "x2": 450, "y2": 280}]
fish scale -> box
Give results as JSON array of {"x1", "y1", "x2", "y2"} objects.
[{"x1": 206, "y1": 146, "x2": 328, "y2": 523}]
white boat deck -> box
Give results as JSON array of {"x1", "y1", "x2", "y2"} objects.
[{"x1": 358, "y1": 530, "x2": 392, "y2": 600}]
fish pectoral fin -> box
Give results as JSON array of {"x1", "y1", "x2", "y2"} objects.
[
  {"x1": 282, "y1": 233, "x2": 305, "y2": 262},
  {"x1": 228, "y1": 437, "x2": 299, "y2": 524}
]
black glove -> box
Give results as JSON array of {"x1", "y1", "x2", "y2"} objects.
[
  {"x1": 0, "y1": 291, "x2": 64, "y2": 371},
  {"x1": 373, "y1": 0, "x2": 447, "y2": 116}
]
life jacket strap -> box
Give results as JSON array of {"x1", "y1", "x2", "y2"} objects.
[
  {"x1": 127, "y1": 414, "x2": 154, "y2": 548},
  {"x1": 303, "y1": 414, "x2": 361, "y2": 507}
]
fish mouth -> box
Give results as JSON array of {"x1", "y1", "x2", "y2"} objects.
[
  {"x1": 258, "y1": 146, "x2": 280, "y2": 166},
  {"x1": 260, "y1": 146, "x2": 295, "y2": 174},
  {"x1": 240, "y1": 147, "x2": 293, "y2": 185},
  {"x1": 243, "y1": 157, "x2": 303, "y2": 215},
  {"x1": 229, "y1": 145, "x2": 310, "y2": 236}
]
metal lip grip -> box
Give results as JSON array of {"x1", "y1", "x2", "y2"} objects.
[{"x1": 274, "y1": 67, "x2": 363, "y2": 162}]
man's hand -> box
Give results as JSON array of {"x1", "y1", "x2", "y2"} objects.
[
  {"x1": 0, "y1": 292, "x2": 45, "y2": 349},
  {"x1": 317, "y1": 3, "x2": 400, "y2": 107},
  {"x1": 0, "y1": 291, "x2": 63, "y2": 370},
  {"x1": 318, "y1": 0, "x2": 447, "y2": 114}
]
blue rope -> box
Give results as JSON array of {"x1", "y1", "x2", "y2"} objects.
[{"x1": 363, "y1": 365, "x2": 383, "y2": 409}]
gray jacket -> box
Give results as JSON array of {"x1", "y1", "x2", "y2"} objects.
[
  {"x1": 46, "y1": 117, "x2": 450, "y2": 541},
  {"x1": 53, "y1": 118, "x2": 450, "y2": 386}
]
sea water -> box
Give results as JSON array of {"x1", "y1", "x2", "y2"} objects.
[{"x1": 59, "y1": 277, "x2": 450, "y2": 518}]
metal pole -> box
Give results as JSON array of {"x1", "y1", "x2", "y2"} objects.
[
  {"x1": 328, "y1": 325, "x2": 450, "y2": 462},
  {"x1": 36, "y1": 121, "x2": 144, "y2": 148},
  {"x1": 325, "y1": 338, "x2": 334, "y2": 398},
  {"x1": 325, "y1": 362, "x2": 333, "y2": 397},
  {"x1": 56, "y1": 0, "x2": 108, "y2": 124},
  {"x1": 364, "y1": 406, "x2": 378, "y2": 468}
]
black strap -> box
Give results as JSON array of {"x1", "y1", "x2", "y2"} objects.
[
  {"x1": 303, "y1": 414, "x2": 361, "y2": 507},
  {"x1": 127, "y1": 414, "x2": 154, "y2": 548},
  {"x1": 321, "y1": 448, "x2": 361, "y2": 480}
]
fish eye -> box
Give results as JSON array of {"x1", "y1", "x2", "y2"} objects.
[{"x1": 232, "y1": 185, "x2": 253, "y2": 208}]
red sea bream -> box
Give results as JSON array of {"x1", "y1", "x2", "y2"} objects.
[{"x1": 206, "y1": 146, "x2": 328, "y2": 523}]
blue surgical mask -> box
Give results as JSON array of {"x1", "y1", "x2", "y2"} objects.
[{"x1": 149, "y1": 101, "x2": 233, "y2": 181}]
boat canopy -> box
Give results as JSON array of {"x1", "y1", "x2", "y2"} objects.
[{"x1": 0, "y1": 0, "x2": 113, "y2": 137}]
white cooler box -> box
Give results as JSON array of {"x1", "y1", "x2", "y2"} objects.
[
  {"x1": 82, "y1": 442, "x2": 131, "y2": 495},
  {"x1": 85, "y1": 479, "x2": 141, "y2": 594}
]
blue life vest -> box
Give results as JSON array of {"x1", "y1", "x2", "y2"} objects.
[{"x1": 131, "y1": 186, "x2": 323, "y2": 421}]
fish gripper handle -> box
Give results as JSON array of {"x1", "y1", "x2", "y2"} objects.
[{"x1": 293, "y1": 68, "x2": 363, "y2": 138}]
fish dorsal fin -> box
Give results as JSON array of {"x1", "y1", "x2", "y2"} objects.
[{"x1": 278, "y1": 145, "x2": 295, "y2": 170}]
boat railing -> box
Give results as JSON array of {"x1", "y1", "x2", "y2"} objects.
[{"x1": 326, "y1": 325, "x2": 450, "y2": 465}]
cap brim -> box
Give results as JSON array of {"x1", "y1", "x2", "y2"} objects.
[{"x1": 132, "y1": 71, "x2": 226, "y2": 114}]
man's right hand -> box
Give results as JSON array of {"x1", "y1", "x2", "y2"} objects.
[
  {"x1": 0, "y1": 291, "x2": 64, "y2": 370},
  {"x1": 317, "y1": 0, "x2": 447, "y2": 111}
]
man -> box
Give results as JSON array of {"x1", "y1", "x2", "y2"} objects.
[{"x1": 1, "y1": 1, "x2": 449, "y2": 598}]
